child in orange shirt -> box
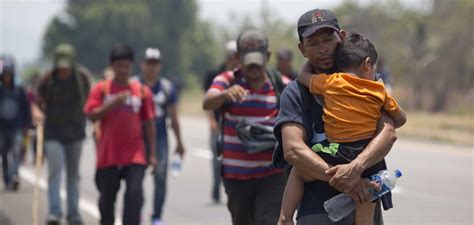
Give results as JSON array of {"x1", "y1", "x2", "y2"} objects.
[{"x1": 279, "y1": 32, "x2": 406, "y2": 225}]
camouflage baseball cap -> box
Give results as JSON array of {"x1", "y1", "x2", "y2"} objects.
[
  {"x1": 237, "y1": 30, "x2": 268, "y2": 66},
  {"x1": 54, "y1": 43, "x2": 75, "y2": 68}
]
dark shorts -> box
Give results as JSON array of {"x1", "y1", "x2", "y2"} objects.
[{"x1": 316, "y1": 139, "x2": 387, "y2": 178}]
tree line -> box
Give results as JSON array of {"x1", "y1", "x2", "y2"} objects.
[{"x1": 41, "y1": 0, "x2": 473, "y2": 113}]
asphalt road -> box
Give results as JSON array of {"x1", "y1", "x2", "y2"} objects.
[{"x1": 1, "y1": 116, "x2": 473, "y2": 225}]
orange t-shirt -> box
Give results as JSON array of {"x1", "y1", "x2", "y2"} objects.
[{"x1": 309, "y1": 73, "x2": 400, "y2": 143}]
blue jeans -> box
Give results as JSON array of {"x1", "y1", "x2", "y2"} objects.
[
  {"x1": 152, "y1": 134, "x2": 169, "y2": 220},
  {"x1": 0, "y1": 130, "x2": 22, "y2": 187},
  {"x1": 45, "y1": 139, "x2": 83, "y2": 222},
  {"x1": 210, "y1": 131, "x2": 222, "y2": 201}
]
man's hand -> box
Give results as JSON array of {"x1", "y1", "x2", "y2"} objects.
[
  {"x1": 326, "y1": 162, "x2": 364, "y2": 193},
  {"x1": 148, "y1": 155, "x2": 157, "y2": 174},
  {"x1": 210, "y1": 119, "x2": 219, "y2": 134},
  {"x1": 111, "y1": 90, "x2": 130, "y2": 106},
  {"x1": 175, "y1": 143, "x2": 185, "y2": 157},
  {"x1": 223, "y1": 85, "x2": 249, "y2": 103},
  {"x1": 348, "y1": 178, "x2": 381, "y2": 204},
  {"x1": 31, "y1": 103, "x2": 44, "y2": 126}
]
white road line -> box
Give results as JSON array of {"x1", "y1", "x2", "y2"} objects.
[
  {"x1": 19, "y1": 168, "x2": 100, "y2": 219},
  {"x1": 193, "y1": 148, "x2": 213, "y2": 160}
]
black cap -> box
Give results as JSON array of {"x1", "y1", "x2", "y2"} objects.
[
  {"x1": 237, "y1": 30, "x2": 269, "y2": 66},
  {"x1": 110, "y1": 43, "x2": 134, "y2": 63},
  {"x1": 297, "y1": 9, "x2": 340, "y2": 41}
]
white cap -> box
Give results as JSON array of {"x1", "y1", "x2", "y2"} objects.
[
  {"x1": 144, "y1": 48, "x2": 161, "y2": 61},
  {"x1": 225, "y1": 40, "x2": 237, "y2": 57}
]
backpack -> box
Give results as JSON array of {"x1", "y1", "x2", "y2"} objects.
[
  {"x1": 216, "y1": 69, "x2": 286, "y2": 156},
  {"x1": 43, "y1": 67, "x2": 90, "y2": 107},
  {"x1": 271, "y1": 82, "x2": 325, "y2": 169}
]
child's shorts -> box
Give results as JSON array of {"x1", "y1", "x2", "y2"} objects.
[{"x1": 311, "y1": 138, "x2": 387, "y2": 178}]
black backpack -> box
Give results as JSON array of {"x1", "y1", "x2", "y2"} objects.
[{"x1": 272, "y1": 82, "x2": 325, "y2": 169}]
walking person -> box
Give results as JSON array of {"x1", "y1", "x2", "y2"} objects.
[
  {"x1": 273, "y1": 9, "x2": 397, "y2": 225},
  {"x1": 0, "y1": 55, "x2": 31, "y2": 191},
  {"x1": 275, "y1": 48, "x2": 297, "y2": 80},
  {"x1": 138, "y1": 47, "x2": 185, "y2": 225},
  {"x1": 203, "y1": 30, "x2": 289, "y2": 225},
  {"x1": 202, "y1": 40, "x2": 239, "y2": 203},
  {"x1": 37, "y1": 44, "x2": 91, "y2": 225},
  {"x1": 84, "y1": 43, "x2": 157, "y2": 225}
]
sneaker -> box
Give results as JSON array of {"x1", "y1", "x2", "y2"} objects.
[
  {"x1": 152, "y1": 218, "x2": 164, "y2": 225},
  {"x1": 47, "y1": 215, "x2": 61, "y2": 225}
]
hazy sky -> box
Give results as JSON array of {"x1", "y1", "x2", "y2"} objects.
[{"x1": 0, "y1": 0, "x2": 423, "y2": 69}]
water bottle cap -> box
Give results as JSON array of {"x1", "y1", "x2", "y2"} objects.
[{"x1": 395, "y1": 169, "x2": 402, "y2": 178}]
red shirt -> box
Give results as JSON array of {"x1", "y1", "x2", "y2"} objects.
[{"x1": 84, "y1": 80, "x2": 155, "y2": 169}]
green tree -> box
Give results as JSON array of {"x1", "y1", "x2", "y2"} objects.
[{"x1": 42, "y1": 0, "x2": 217, "y2": 84}]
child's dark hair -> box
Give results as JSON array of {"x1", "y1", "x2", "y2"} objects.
[
  {"x1": 336, "y1": 32, "x2": 377, "y2": 70},
  {"x1": 109, "y1": 43, "x2": 134, "y2": 63}
]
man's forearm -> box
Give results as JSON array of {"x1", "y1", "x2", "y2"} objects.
[
  {"x1": 87, "y1": 101, "x2": 117, "y2": 121},
  {"x1": 203, "y1": 91, "x2": 226, "y2": 110},
  {"x1": 171, "y1": 118, "x2": 183, "y2": 145},
  {"x1": 282, "y1": 123, "x2": 331, "y2": 182},
  {"x1": 144, "y1": 119, "x2": 156, "y2": 158},
  {"x1": 168, "y1": 105, "x2": 184, "y2": 145},
  {"x1": 352, "y1": 112, "x2": 397, "y2": 171}
]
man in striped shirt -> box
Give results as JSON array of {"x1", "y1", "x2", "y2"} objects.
[{"x1": 203, "y1": 30, "x2": 289, "y2": 225}]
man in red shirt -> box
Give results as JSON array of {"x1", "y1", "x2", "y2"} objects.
[{"x1": 84, "y1": 44, "x2": 157, "y2": 225}]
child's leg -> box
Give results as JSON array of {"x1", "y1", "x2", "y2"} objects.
[
  {"x1": 278, "y1": 169, "x2": 305, "y2": 225},
  {"x1": 355, "y1": 202, "x2": 376, "y2": 225}
]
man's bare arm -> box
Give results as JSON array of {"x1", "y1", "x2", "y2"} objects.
[
  {"x1": 87, "y1": 91, "x2": 129, "y2": 121},
  {"x1": 391, "y1": 107, "x2": 407, "y2": 128},
  {"x1": 203, "y1": 85, "x2": 249, "y2": 110},
  {"x1": 281, "y1": 122, "x2": 331, "y2": 182},
  {"x1": 297, "y1": 61, "x2": 314, "y2": 88},
  {"x1": 353, "y1": 112, "x2": 397, "y2": 170}
]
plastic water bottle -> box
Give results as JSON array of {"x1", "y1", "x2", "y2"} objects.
[
  {"x1": 324, "y1": 169, "x2": 402, "y2": 222},
  {"x1": 171, "y1": 154, "x2": 182, "y2": 178}
]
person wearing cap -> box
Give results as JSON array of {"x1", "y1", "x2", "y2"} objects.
[
  {"x1": 203, "y1": 30, "x2": 290, "y2": 225},
  {"x1": 0, "y1": 55, "x2": 31, "y2": 191},
  {"x1": 37, "y1": 43, "x2": 91, "y2": 225},
  {"x1": 202, "y1": 40, "x2": 239, "y2": 204},
  {"x1": 273, "y1": 9, "x2": 396, "y2": 225},
  {"x1": 275, "y1": 48, "x2": 297, "y2": 80},
  {"x1": 137, "y1": 47, "x2": 185, "y2": 225},
  {"x1": 84, "y1": 43, "x2": 157, "y2": 225}
]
